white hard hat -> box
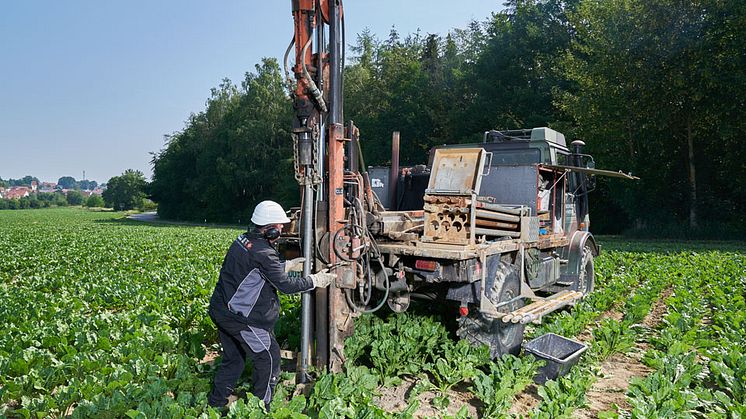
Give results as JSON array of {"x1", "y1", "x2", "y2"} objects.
[{"x1": 251, "y1": 200, "x2": 291, "y2": 225}]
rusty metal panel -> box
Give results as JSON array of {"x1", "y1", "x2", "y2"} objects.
[
  {"x1": 422, "y1": 198, "x2": 472, "y2": 245},
  {"x1": 427, "y1": 148, "x2": 487, "y2": 195},
  {"x1": 520, "y1": 216, "x2": 540, "y2": 242},
  {"x1": 474, "y1": 227, "x2": 520, "y2": 238},
  {"x1": 377, "y1": 241, "x2": 478, "y2": 260},
  {"x1": 326, "y1": 122, "x2": 353, "y2": 373},
  {"x1": 377, "y1": 233, "x2": 567, "y2": 262}
]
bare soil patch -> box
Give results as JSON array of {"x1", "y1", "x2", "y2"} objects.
[
  {"x1": 574, "y1": 286, "x2": 672, "y2": 418},
  {"x1": 642, "y1": 286, "x2": 673, "y2": 329},
  {"x1": 506, "y1": 384, "x2": 542, "y2": 416},
  {"x1": 573, "y1": 351, "x2": 652, "y2": 418},
  {"x1": 374, "y1": 378, "x2": 482, "y2": 418}
]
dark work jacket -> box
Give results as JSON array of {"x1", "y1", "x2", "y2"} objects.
[{"x1": 209, "y1": 232, "x2": 314, "y2": 335}]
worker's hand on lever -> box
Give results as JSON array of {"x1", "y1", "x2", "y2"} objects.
[
  {"x1": 284, "y1": 257, "x2": 306, "y2": 273},
  {"x1": 309, "y1": 269, "x2": 336, "y2": 288}
]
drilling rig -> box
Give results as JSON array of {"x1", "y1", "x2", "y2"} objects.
[{"x1": 283, "y1": 0, "x2": 638, "y2": 383}]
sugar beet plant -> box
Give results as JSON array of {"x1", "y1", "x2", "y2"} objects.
[
  {"x1": 531, "y1": 244, "x2": 745, "y2": 418},
  {"x1": 623, "y1": 251, "x2": 746, "y2": 417},
  {"x1": 0, "y1": 209, "x2": 305, "y2": 417},
  {"x1": 0, "y1": 210, "x2": 231, "y2": 416},
  {"x1": 2, "y1": 209, "x2": 744, "y2": 418}
]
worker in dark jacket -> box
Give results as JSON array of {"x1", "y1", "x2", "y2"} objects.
[{"x1": 207, "y1": 200, "x2": 335, "y2": 409}]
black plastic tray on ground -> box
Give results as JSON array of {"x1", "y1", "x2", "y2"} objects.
[{"x1": 524, "y1": 333, "x2": 588, "y2": 384}]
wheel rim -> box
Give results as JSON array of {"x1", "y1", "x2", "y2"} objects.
[
  {"x1": 577, "y1": 266, "x2": 587, "y2": 293},
  {"x1": 497, "y1": 289, "x2": 518, "y2": 347},
  {"x1": 584, "y1": 257, "x2": 594, "y2": 293},
  {"x1": 578, "y1": 247, "x2": 593, "y2": 294}
]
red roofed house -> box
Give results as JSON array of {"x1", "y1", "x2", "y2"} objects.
[{"x1": 3, "y1": 187, "x2": 30, "y2": 200}]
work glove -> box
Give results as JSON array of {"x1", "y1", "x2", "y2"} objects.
[
  {"x1": 309, "y1": 269, "x2": 336, "y2": 288},
  {"x1": 284, "y1": 257, "x2": 306, "y2": 273}
]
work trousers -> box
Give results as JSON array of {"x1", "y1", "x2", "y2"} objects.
[{"x1": 208, "y1": 326, "x2": 281, "y2": 410}]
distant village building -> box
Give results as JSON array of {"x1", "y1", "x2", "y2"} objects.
[
  {"x1": 39, "y1": 182, "x2": 57, "y2": 193},
  {"x1": 1, "y1": 179, "x2": 102, "y2": 200},
  {"x1": 3, "y1": 187, "x2": 31, "y2": 200},
  {"x1": 81, "y1": 188, "x2": 104, "y2": 198}
]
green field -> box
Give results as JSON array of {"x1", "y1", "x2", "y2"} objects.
[{"x1": 1, "y1": 208, "x2": 744, "y2": 418}]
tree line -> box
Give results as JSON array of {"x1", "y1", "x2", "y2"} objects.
[
  {"x1": 56, "y1": 176, "x2": 99, "y2": 191},
  {"x1": 150, "y1": 0, "x2": 746, "y2": 236},
  {"x1": 0, "y1": 170, "x2": 150, "y2": 212},
  {"x1": 0, "y1": 176, "x2": 98, "y2": 190},
  {"x1": 0, "y1": 176, "x2": 40, "y2": 188},
  {"x1": 0, "y1": 192, "x2": 104, "y2": 210}
]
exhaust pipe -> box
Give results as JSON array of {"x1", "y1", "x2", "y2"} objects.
[{"x1": 388, "y1": 131, "x2": 400, "y2": 210}]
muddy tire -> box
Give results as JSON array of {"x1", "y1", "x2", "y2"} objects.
[
  {"x1": 573, "y1": 245, "x2": 595, "y2": 296},
  {"x1": 457, "y1": 259, "x2": 525, "y2": 358}
]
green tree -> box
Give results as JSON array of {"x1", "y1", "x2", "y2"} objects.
[
  {"x1": 465, "y1": 1, "x2": 576, "y2": 131},
  {"x1": 57, "y1": 176, "x2": 77, "y2": 189},
  {"x1": 3, "y1": 176, "x2": 39, "y2": 187},
  {"x1": 78, "y1": 180, "x2": 98, "y2": 190},
  {"x1": 85, "y1": 194, "x2": 105, "y2": 208},
  {"x1": 103, "y1": 170, "x2": 147, "y2": 211},
  {"x1": 53, "y1": 192, "x2": 68, "y2": 207},
  {"x1": 27, "y1": 195, "x2": 42, "y2": 208},
  {"x1": 150, "y1": 58, "x2": 296, "y2": 223},
  {"x1": 66, "y1": 190, "x2": 84, "y2": 206},
  {"x1": 556, "y1": 0, "x2": 746, "y2": 231},
  {"x1": 344, "y1": 28, "x2": 469, "y2": 166}
]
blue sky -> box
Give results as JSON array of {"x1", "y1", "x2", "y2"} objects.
[{"x1": 0, "y1": 1, "x2": 501, "y2": 183}]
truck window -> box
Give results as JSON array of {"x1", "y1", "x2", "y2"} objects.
[{"x1": 490, "y1": 149, "x2": 541, "y2": 165}]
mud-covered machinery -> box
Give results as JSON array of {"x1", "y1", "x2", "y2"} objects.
[
  {"x1": 282, "y1": 0, "x2": 637, "y2": 381},
  {"x1": 352, "y1": 128, "x2": 636, "y2": 357}
]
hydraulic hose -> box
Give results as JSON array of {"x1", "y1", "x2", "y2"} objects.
[
  {"x1": 282, "y1": 36, "x2": 295, "y2": 88},
  {"x1": 345, "y1": 266, "x2": 389, "y2": 314},
  {"x1": 300, "y1": 36, "x2": 328, "y2": 113}
]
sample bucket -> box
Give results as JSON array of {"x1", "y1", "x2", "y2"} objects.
[{"x1": 524, "y1": 333, "x2": 588, "y2": 384}]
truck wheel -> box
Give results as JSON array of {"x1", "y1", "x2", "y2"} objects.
[
  {"x1": 457, "y1": 261, "x2": 525, "y2": 358},
  {"x1": 573, "y1": 245, "x2": 595, "y2": 296}
]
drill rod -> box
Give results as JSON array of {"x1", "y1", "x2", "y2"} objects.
[{"x1": 299, "y1": 182, "x2": 314, "y2": 383}]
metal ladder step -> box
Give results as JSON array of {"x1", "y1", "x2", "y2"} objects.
[{"x1": 499, "y1": 290, "x2": 583, "y2": 325}]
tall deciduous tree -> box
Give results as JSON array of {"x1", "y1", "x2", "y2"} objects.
[
  {"x1": 66, "y1": 190, "x2": 84, "y2": 206},
  {"x1": 57, "y1": 176, "x2": 77, "y2": 189},
  {"x1": 344, "y1": 27, "x2": 481, "y2": 166},
  {"x1": 78, "y1": 180, "x2": 98, "y2": 190},
  {"x1": 556, "y1": 0, "x2": 746, "y2": 230},
  {"x1": 462, "y1": 0, "x2": 576, "y2": 133},
  {"x1": 103, "y1": 170, "x2": 147, "y2": 211},
  {"x1": 85, "y1": 194, "x2": 105, "y2": 208},
  {"x1": 150, "y1": 58, "x2": 295, "y2": 223}
]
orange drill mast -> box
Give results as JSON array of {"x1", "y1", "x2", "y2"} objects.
[{"x1": 288, "y1": 0, "x2": 351, "y2": 381}]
